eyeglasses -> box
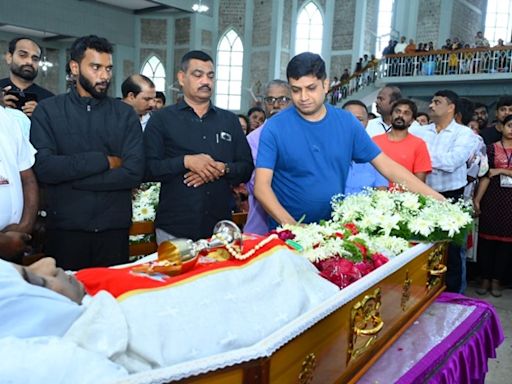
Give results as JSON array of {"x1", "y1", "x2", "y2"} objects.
[{"x1": 264, "y1": 96, "x2": 291, "y2": 105}]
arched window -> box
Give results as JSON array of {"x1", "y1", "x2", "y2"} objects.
[
  {"x1": 485, "y1": 0, "x2": 512, "y2": 46},
  {"x1": 215, "y1": 29, "x2": 244, "y2": 111},
  {"x1": 295, "y1": 1, "x2": 323, "y2": 55},
  {"x1": 141, "y1": 55, "x2": 166, "y2": 92},
  {"x1": 376, "y1": 0, "x2": 395, "y2": 58}
]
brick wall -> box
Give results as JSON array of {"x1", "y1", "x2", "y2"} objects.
[{"x1": 364, "y1": 0, "x2": 378, "y2": 54}]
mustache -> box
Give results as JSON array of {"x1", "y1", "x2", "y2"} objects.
[
  {"x1": 20, "y1": 65, "x2": 35, "y2": 71},
  {"x1": 199, "y1": 85, "x2": 211, "y2": 91},
  {"x1": 95, "y1": 81, "x2": 109, "y2": 87},
  {"x1": 393, "y1": 117, "x2": 405, "y2": 123}
]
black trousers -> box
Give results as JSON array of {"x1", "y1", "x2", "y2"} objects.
[
  {"x1": 477, "y1": 237, "x2": 512, "y2": 282},
  {"x1": 45, "y1": 229, "x2": 129, "y2": 270},
  {"x1": 441, "y1": 188, "x2": 465, "y2": 293}
]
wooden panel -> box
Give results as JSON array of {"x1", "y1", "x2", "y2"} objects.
[
  {"x1": 165, "y1": 243, "x2": 447, "y2": 384},
  {"x1": 129, "y1": 221, "x2": 157, "y2": 257},
  {"x1": 267, "y1": 243, "x2": 447, "y2": 384}
]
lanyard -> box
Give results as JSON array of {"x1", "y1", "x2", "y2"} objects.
[{"x1": 500, "y1": 141, "x2": 512, "y2": 167}]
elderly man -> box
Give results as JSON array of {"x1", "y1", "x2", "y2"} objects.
[
  {"x1": 1, "y1": 37, "x2": 54, "y2": 117},
  {"x1": 30, "y1": 35, "x2": 144, "y2": 270},
  {"x1": 144, "y1": 50, "x2": 253, "y2": 241},
  {"x1": 244, "y1": 79, "x2": 292, "y2": 234},
  {"x1": 121, "y1": 74, "x2": 156, "y2": 130},
  {"x1": 0, "y1": 103, "x2": 38, "y2": 261}
]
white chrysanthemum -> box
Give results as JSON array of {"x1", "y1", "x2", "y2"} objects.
[{"x1": 408, "y1": 217, "x2": 435, "y2": 237}]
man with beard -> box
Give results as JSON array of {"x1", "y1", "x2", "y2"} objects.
[
  {"x1": 1, "y1": 37, "x2": 54, "y2": 117},
  {"x1": 30, "y1": 35, "x2": 144, "y2": 270},
  {"x1": 473, "y1": 103, "x2": 489, "y2": 133},
  {"x1": 480, "y1": 96, "x2": 512, "y2": 145},
  {"x1": 373, "y1": 99, "x2": 431, "y2": 188},
  {"x1": 366, "y1": 85, "x2": 422, "y2": 137},
  {"x1": 144, "y1": 51, "x2": 253, "y2": 242}
]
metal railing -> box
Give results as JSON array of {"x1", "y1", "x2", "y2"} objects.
[
  {"x1": 379, "y1": 46, "x2": 512, "y2": 77},
  {"x1": 328, "y1": 46, "x2": 512, "y2": 104}
]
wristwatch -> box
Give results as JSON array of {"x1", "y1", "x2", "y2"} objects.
[{"x1": 224, "y1": 163, "x2": 230, "y2": 174}]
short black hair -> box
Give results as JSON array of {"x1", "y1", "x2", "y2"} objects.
[
  {"x1": 180, "y1": 50, "x2": 213, "y2": 72},
  {"x1": 391, "y1": 99, "x2": 418, "y2": 119},
  {"x1": 286, "y1": 52, "x2": 326, "y2": 81},
  {"x1": 155, "y1": 91, "x2": 166, "y2": 104},
  {"x1": 383, "y1": 85, "x2": 402, "y2": 103},
  {"x1": 70, "y1": 35, "x2": 113, "y2": 64},
  {"x1": 434, "y1": 89, "x2": 459, "y2": 114},
  {"x1": 502, "y1": 114, "x2": 512, "y2": 126},
  {"x1": 417, "y1": 112, "x2": 430, "y2": 120},
  {"x1": 247, "y1": 106, "x2": 265, "y2": 117},
  {"x1": 8, "y1": 36, "x2": 41, "y2": 54},
  {"x1": 496, "y1": 96, "x2": 512, "y2": 109},
  {"x1": 121, "y1": 74, "x2": 154, "y2": 98},
  {"x1": 457, "y1": 97, "x2": 475, "y2": 125},
  {"x1": 342, "y1": 100, "x2": 368, "y2": 114},
  {"x1": 473, "y1": 102, "x2": 487, "y2": 112}
]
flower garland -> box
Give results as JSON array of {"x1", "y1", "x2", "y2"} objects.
[{"x1": 331, "y1": 189, "x2": 473, "y2": 245}]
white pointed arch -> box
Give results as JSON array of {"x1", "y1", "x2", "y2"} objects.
[
  {"x1": 215, "y1": 28, "x2": 244, "y2": 110},
  {"x1": 295, "y1": 1, "x2": 324, "y2": 55},
  {"x1": 141, "y1": 55, "x2": 166, "y2": 92}
]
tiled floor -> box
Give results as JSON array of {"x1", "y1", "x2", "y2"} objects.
[{"x1": 465, "y1": 283, "x2": 512, "y2": 384}]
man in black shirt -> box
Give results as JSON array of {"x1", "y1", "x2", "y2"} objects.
[
  {"x1": 144, "y1": 51, "x2": 253, "y2": 241},
  {"x1": 481, "y1": 96, "x2": 512, "y2": 145},
  {"x1": 30, "y1": 35, "x2": 144, "y2": 270},
  {"x1": 1, "y1": 37, "x2": 54, "y2": 117}
]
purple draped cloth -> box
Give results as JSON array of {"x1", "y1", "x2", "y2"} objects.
[{"x1": 359, "y1": 292, "x2": 504, "y2": 384}]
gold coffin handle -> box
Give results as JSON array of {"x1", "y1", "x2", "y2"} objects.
[
  {"x1": 355, "y1": 315, "x2": 384, "y2": 336},
  {"x1": 429, "y1": 263, "x2": 448, "y2": 276}
]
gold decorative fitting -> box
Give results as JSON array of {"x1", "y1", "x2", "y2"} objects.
[
  {"x1": 401, "y1": 270, "x2": 412, "y2": 311},
  {"x1": 426, "y1": 243, "x2": 447, "y2": 291},
  {"x1": 298, "y1": 353, "x2": 317, "y2": 384},
  {"x1": 347, "y1": 288, "x2": 384, "y2": 364}
]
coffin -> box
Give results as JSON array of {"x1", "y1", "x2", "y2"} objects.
[{"x1": 125, "y1": 241, "x2": 448, "y2": 384}]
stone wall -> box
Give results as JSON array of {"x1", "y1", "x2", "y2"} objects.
[
  {"x1": 332, "y1": 0, "x2": 355, "y2": 50},
  {"x1": 450, "y1": 0, "x2": 484, "y2": 45},
  {"x1": 252, "y1": 0, "x2": 271, "y2": 47},
  {"x1": 416, "y1": 0, "x2": 442, "y2": 48},
  {"x1": 218, "y1": 0, "x2": 246, "y2": 38},
  {"x1": 364, "y1": 0, "x2": 378, "y2": 54}
]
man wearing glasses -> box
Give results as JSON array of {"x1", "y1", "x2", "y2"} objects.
[{"x1": 244, "y1": 80, "x2": 292, "y2": 234}]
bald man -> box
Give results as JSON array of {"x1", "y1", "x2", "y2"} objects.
[{"x1": 121, "y1": 74, "x2": 156, "y2": 130}]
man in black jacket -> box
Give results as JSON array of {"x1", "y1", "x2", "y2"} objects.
[
  {"x1": 30, "y1": 35, "x2": 144, "y2": 270},
  {"x1": 144, "y1": 51, "x2": 253, "y2": 241}
]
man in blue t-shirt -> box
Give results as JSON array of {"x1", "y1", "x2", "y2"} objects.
[{"x1": 255, "y1": 52, "x2": 443, "y2": 229}]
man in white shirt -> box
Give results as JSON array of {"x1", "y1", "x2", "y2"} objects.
[
  {"x1": 0, "y1": 104, "x2": 38, "y2": 261},
  {"x1": 412, "y1": 90, "x2": 478, "y2": 293}
]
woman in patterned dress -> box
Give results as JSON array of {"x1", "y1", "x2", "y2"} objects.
[{"x1": 474, "y1": 114, "x2": 512, "y2": 296}]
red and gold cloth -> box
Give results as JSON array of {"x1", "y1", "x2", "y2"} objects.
[{"x1": 76, "y1": 235, "x2": 288, "y2": 299}]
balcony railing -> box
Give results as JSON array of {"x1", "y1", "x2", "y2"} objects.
[
  {"x1": 379, "y1": 47, "x2": 512, "y2": 78},
  {"x1": 329, "y1": 46, "x2": 512, "y2": 104}
]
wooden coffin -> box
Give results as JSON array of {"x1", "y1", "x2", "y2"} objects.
[{"x1": 169, "y1": 242, "x2": 448, "y2": 384}]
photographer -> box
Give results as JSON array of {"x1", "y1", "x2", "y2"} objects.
[{"x1": 1, "y1": 37, "x2": 54, "y2": 117}]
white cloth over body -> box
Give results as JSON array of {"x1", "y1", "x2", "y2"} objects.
[{"x1": 65, "y1": 248, "x2": 338, "y2": 373}]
